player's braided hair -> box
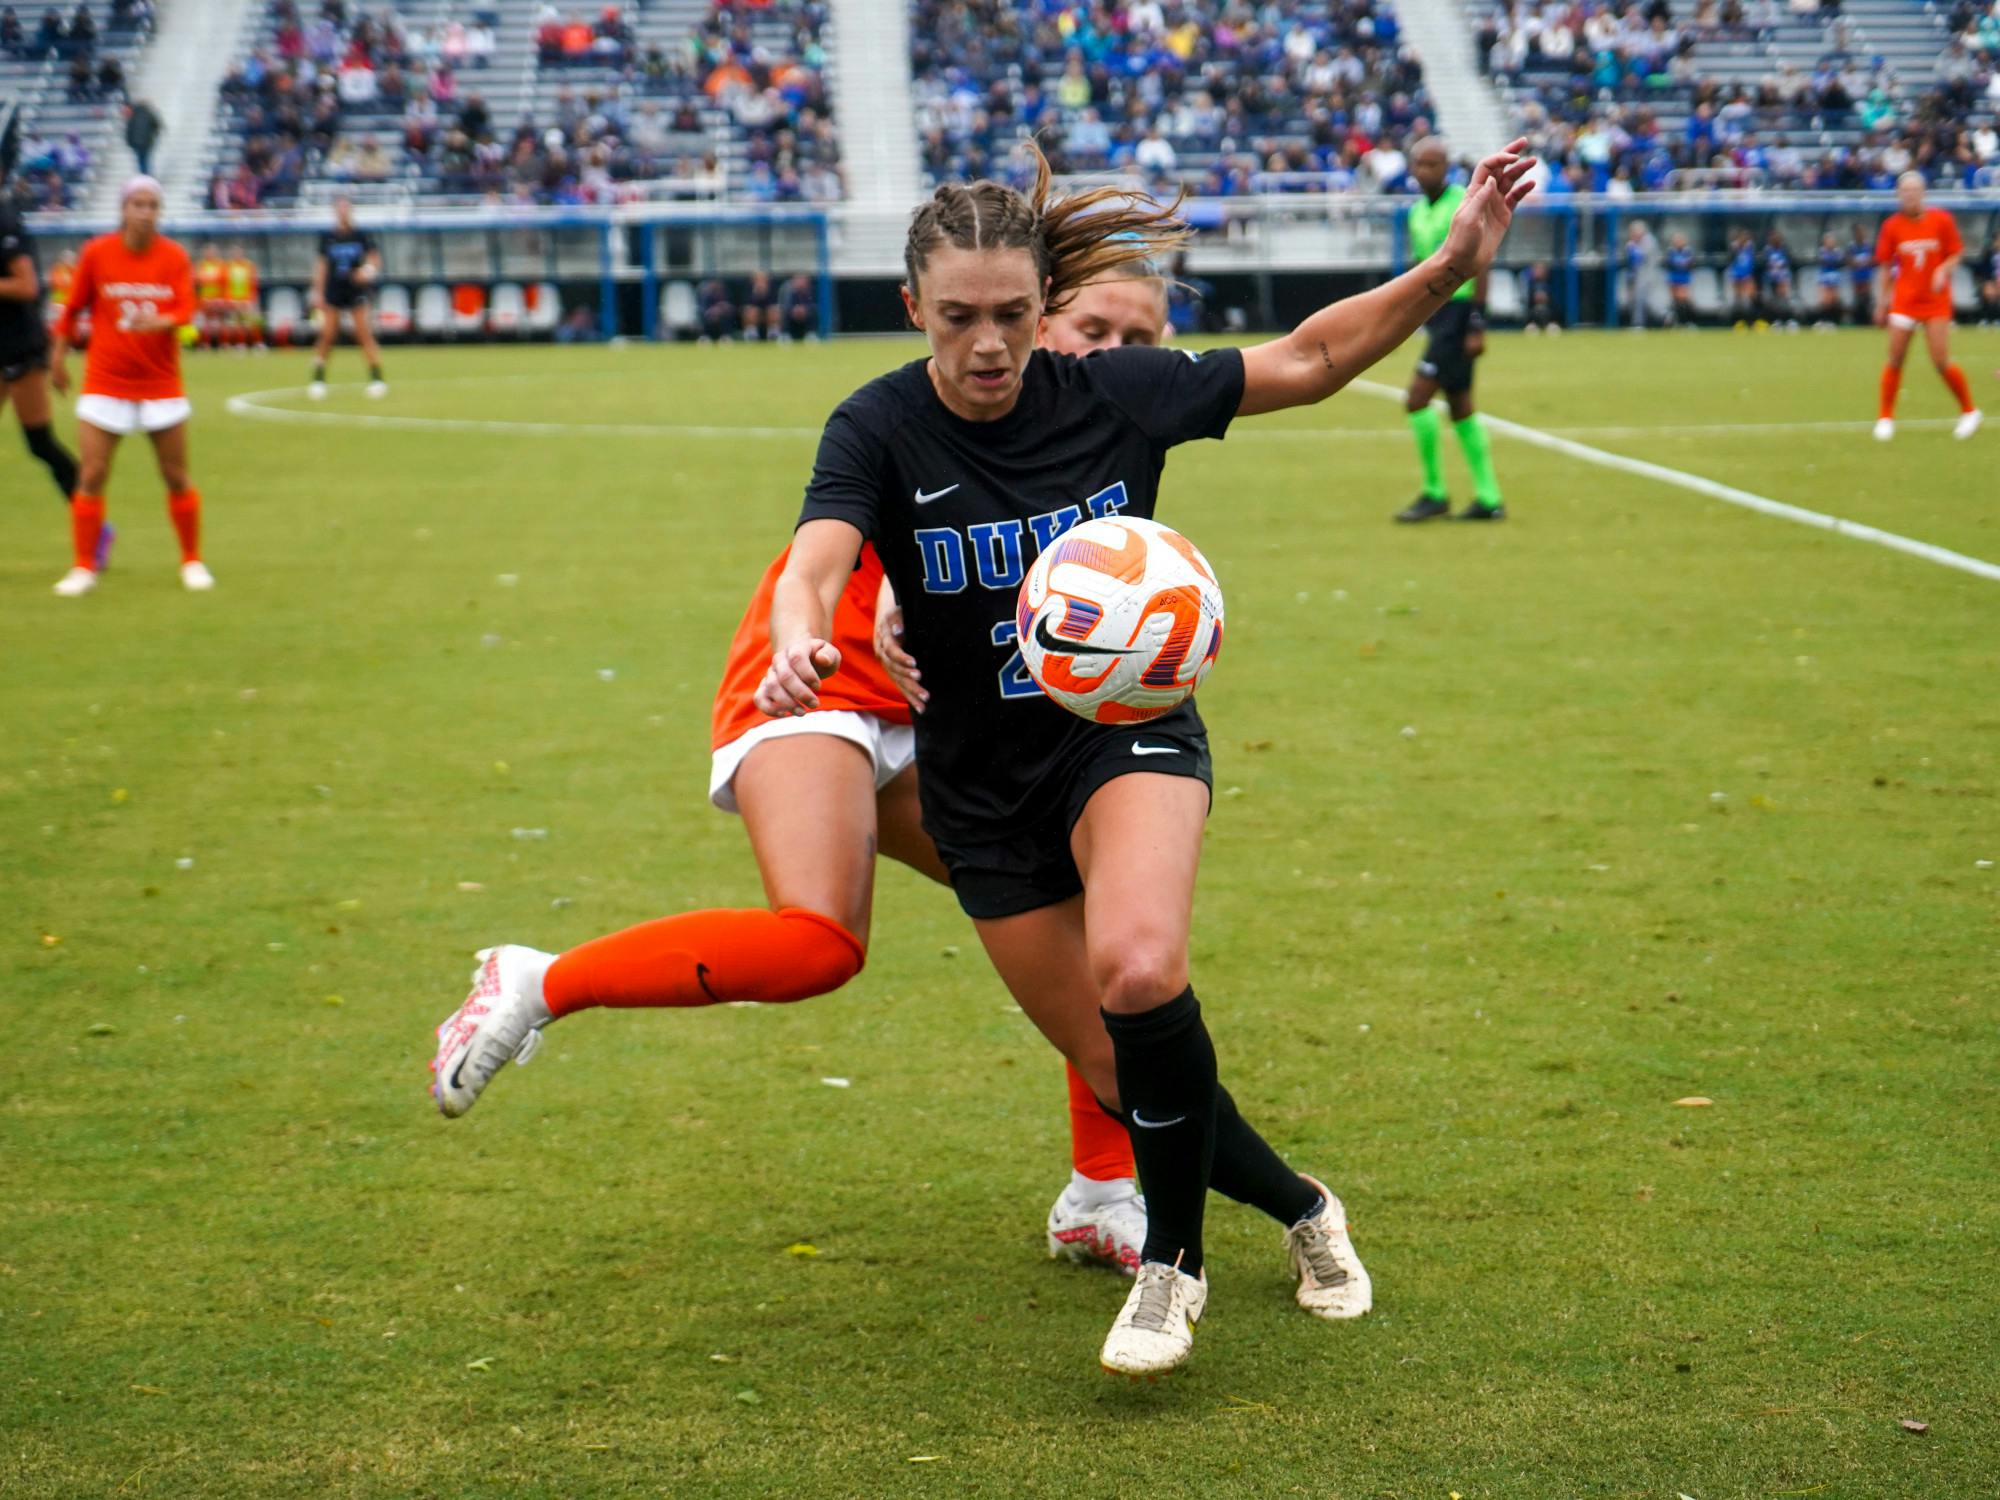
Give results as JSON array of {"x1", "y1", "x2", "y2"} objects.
[{"x1": 904, "y1": 142, "x2": 1189, "y2": 313}]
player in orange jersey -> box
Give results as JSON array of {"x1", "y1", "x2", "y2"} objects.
[
  {"x1": 224, "y1": 242, "x2": 263, "y2": 351},
  {"x1": 48, "y1": 175, "x2": 212, "y2": 596},
  {"x1": 428, "y1": 265, "x2": 1178, "y2": 1275},
  {"x1": 192, "y1": 241, "x2": 227, "y2": 351},
  {"x1": 1872, "y1": 172, "x2": 1980, "y2": 442}
]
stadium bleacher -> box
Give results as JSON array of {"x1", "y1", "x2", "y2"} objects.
[
  {"x1": 909, "y1": 0, "x2": 1436, "y2": 194},
  {"x1": 1480, "y1": 0, "x2": 2000, "y2": 191},
  {"x1": 204, "y1": 0, "x2": 838, "y2": 207},
  {"x1": 2, "y1": 0, "x2": 155, "y2": 210}
]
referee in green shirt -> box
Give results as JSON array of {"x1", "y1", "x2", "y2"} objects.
[{"x1": 1395, "y1": 138, "x2": 1505, "y2": 522}]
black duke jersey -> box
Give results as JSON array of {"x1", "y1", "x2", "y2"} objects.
[
  {"x1": 318, "y1": 228, "x2": 376, "y2": 291},
  {"x1": 0, "y1": 204, "x2": 47, "y2": 360},
  {"x1": 797, "y1": 344, "x2": 1245, "y2": 849}
]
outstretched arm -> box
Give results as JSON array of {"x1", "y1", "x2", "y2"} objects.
[
  {"x1": 758, "y1": 518, "x2": 865, "y2": 717},
  {"x1": 1237, "y1": 142, "x2": 1535, "y2": 417}
]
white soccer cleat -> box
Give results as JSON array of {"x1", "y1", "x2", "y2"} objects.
[
  {"x1": 1047, "y1": 1179, "x2": 1145, "y2": 1276},
  {"x1": 366, "y1": 380, "x2": 388, "y2": 400},
  {"x1": 430, "y1": 945, "x2": 556, "y2": 1118},
  {"x1": 180, "y1": 561, "x2": 215, "y2": 592},
  {"x1": 1285, "y1": 1174, "x2": 1372, "y2": 1321},
  {"x1": 53, "y1": 566, "x2": 97, "y2": 596},
  {"x1": 1873, "y1": 418, "x2": 1895, "y2": 442},
  {"x1": 1101, "y1": 1259, "x2": 1207, "y2": 1378},
  {"x1": 1954, "y1": 408, "x2": 1982, "y2": 440},
  {"x1": 308, "y1": 380, "x2": 328, "y2": 400}
]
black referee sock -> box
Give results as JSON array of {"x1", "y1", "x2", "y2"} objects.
[
  {"x1": 1210, "y1": 1086, "x2": 1323, "y2": 1227},
  {"x1": 1102, "y1": 987, "x2": 1217, "y2": 1277},
  {"x1": 23, "y1": 423, "x2": 78, "y2": 501}
]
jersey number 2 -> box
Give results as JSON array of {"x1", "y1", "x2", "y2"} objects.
[{"x1": 990, "y1": 621, "x2": 1040, "y2": 701}]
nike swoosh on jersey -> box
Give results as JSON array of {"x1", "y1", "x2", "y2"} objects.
[
  {"x1": 1131, "y1": 743, "x2": 1179, "y2": 757},
  {"x1": 1130, "y1": 1111, "x2": 1188, "y2": 1128},
  {"x1": 1032, "y1": 615, "x2": 1143, "y2": 657},
  {"x1": 914, "y1": 484, "x2": 960, "y2": 504}
]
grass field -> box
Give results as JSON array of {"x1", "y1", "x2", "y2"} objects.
[{"x1": 3, "y1": 328, "x2": 1996, "y2": 1499}]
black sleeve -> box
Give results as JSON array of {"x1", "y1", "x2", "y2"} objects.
[
  {"x1": 1078, "y1": 344, "x2": 1245, "y2": 447},
  {"x1": 796, "y1": 400, "x2": 889, "y2": 542},
  {"x1": 0, "y1": 209, "x2": 27, "y2": 265},
  {"x1": 316, "y1": 231, "x2": 332, "y2": 259}
]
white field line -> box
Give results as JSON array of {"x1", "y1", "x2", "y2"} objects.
[
  {"x1": 223, "y1": 373, "x2": 1998, "y2": 584},
  {"x1": 1350, "y1": 379, "x2": 2000, "y2": 585}
]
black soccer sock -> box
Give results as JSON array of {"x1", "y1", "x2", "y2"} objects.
[
  {"x1": 23, "y1": 423, "x2": 78, "y2": 500},
  {"x1": 1210, "y1": 1087, "x2": 1323, "y2": 1226},
  {"x1": 1102, "y1": 987, "x2": 1217, "y2": 1276}
]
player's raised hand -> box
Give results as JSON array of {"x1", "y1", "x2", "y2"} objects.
[
  {"x1": 756, "y1": 638, "x2": 841, "y2": 718},
  {"x1": 873, "y1": 583, "x2": 927, "y2": 714},
  {"x1": 1442, "y1": 140, "x2": 1537, "y2": 280}
]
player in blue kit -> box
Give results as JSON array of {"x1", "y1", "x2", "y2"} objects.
[
  {"x1": 1814, "y1": 233, "x2": 1845, "y2": 329},
  {"x1": 1761, "y1": 230, "x2": 1796, "y2": 328},
  {"x1": 1848, "y1": 224, "x2": 1877, "y2": 326},
  {"x1": 1664, "y1": 232, "x2": 1695, "y2": 327},
  {"x1": 1728, "y1": 230, "x2": 1758, "y2": 326}
]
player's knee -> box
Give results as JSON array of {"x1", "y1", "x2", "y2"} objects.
[
  {"x1": 766, "y1": 907, "x2": 865, "y2": 1001},
  {"x1": 1094, "y1": 944, "x2": 1188, "y2": 1015}
]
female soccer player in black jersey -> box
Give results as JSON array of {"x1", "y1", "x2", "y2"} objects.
[{"x1": 759, "y1": 141, "x2": 1535, "y2": 1377}]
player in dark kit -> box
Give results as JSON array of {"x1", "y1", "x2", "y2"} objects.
[
  {"x1": 1849, "y1": 224, "x2": 1877, "y2": 326},
  {"x1": 0, "y1": 197, "x2": 90, "y2": 547},
  {"x1": 761, "y1": 140, "x2": 1535, "y2": 1377},
  {"x1": 307, "y1": 196, "x2": 386, "y2": 400}
]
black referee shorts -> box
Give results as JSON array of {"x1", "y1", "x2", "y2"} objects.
[
  {"x1": 935, "y1": 720, "x2": 1214, "y2": 921},
  {"x1": 1415, "y1": 300, "x2": 1478, "y2": 395},
  {"x1": 324, "y1": 284, "x2": 369, "y2": 311}
]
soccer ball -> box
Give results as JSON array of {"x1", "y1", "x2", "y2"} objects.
[{"x1": 1016, "y1": 516, "x2": 1224, "y2": 724}]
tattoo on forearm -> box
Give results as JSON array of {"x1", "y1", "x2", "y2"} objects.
[
  {"x1": 1317, "y1": 340, "x2": 1334, "y2": 371},
  {"x1": 1425, "y1": 262, "x2": 1468, "y2": 298}
]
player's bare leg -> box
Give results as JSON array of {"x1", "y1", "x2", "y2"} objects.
[
  {"x1": 351, "y1": 306, "x2": 387, "y2": 398},
  {"x1": 1921, "y1": 317, "x2": 1981, "y2": 439},
  {"x1": 1876, "y1": 319, "x2": 1914, "y2": 440},
  {"x1": 147, "y1": 420, "x2": 210, "y2": 589},
  {"x1": 55, "y1": 418, "x2": 120, "y2": 594},
  {"x1": 308, "y1": 309, "x2": 337, "y2": 398}
]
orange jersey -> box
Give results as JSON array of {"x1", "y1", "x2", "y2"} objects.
[
  {"x1": 195, "y1": 256, "x2": 227, "y2": 301},
  {"x1": 225, "y1": 258, "x2": 258, "y2": 302},
  {"x1": 712, "y1": 543, "x2": 913, "y2": 751},
  {"x1": 60, "y1": 233, "x2": 193, "y2": 401},
  {"x1": 1877, "y1": 208, "x2": 1961, "y2": 319},
  {"x1": 47, "y1": 261, "x2": 73, "y2": 306}
]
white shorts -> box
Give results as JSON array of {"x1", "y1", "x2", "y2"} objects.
[
  {"x1": 708, "y1": 709, "x2": 917, "y2": 814},
  {"x1": 1886, "y1": 312, "x2": 1950, "y2": 331},
  {"x1": 75, "y1": 393, "x2": 192, "y2": 435}
]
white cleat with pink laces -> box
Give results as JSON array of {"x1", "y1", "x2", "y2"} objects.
[{"x1": 430, "y1": 945, "x2": 555, "y2": 1117}]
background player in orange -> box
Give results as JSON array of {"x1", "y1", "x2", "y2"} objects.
[
  {"x1": 224, "y1": 241, "x2": 263, "y2": 352},
  {"x1": 428, "y1": 268, "x2": 1179, "y2": 1275},
  {"x1": 1872, "y1": 172, "x2": 1980, "y2": 443},
  {"x1": 193, "y1": 240, "x2": 227, "y2": 351},
  {"x1": 48, "y1": 175, "x2": 213, "y2": 597}
]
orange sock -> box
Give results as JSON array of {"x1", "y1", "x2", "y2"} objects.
[
  {"x1": 1066, "y1": 1060, "x2": 1137, "y2": 1182},
  {"x1": 166, "y1": 489, "x2": 201, "y2": 564},
  {"x1": 70, "y1": 493, "x2": 105, "y2": 569},
  {"x1": 1878, "y1": 365, "x2": 1902, "y2": 420},
  {"x1": 543, "y1": 906, "x2": 863, "y2": 1017},
  {"x1": 1942, "y1": 363, "x2": 1974, "y2": 413}
]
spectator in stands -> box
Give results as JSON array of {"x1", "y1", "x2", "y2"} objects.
[
  {"x1": 33, "y1": 7, "x2": 64, "y2": 60},
  {"x1": 561, "y1": 13, "x2": 594, "y2": 64},
  {"x1": 65, "y1": 0, "x2": 90, "y2": 52},
  {"x1": 467, "y1": 20, "x2": 494, "y2": 68},
  {"x1": 353, "y1": 134, "x2": 392, "y2": 181},
  {"x1": 122, "y1": 98, "x2": 160, "y2": 175},
  {"x1": 0, "y1": 8, "x2": 22, "y2": 52}
]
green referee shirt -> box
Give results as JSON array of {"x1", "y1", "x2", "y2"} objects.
[{"x1": 1407, "y1": 185, "x2": 1473, "y2": 302}]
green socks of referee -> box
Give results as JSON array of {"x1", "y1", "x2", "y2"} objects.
[
  {"x1": 1406, "y1": 406, "x2": 1502, "y2": 511},
  {"x1": 1454, "y1": 413, "x2": 1502, "y2": 510}
]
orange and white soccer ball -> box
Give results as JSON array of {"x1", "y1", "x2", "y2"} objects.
[{"x1": 1016, "y1": 516, "x2": 1224, "y2": 724}]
